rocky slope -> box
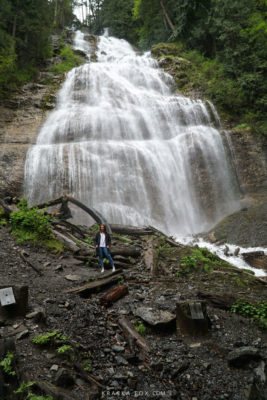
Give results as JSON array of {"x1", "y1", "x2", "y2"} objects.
[{"x1": 0, "y1": 216, "x2": 266, "y2": 400}]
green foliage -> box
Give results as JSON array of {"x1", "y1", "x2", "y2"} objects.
[
  {"x1": 26, "y1": 394, "x2": 53, "y2": 400},
  {"x1": 52, "y1": 45, "x2": 84, "y2": 74},
  {"x1": 0, "y1": 351, "x2": 16, "y2": 376},
  {"x1": 14, "y1": 381, "x2": 36, "y2": 394},
  {"x1": 0, "y1": 208, "x2": 7, "y2": 227},
  {"x1": 117, "y1": 274, "x2": 125, "y2": 284},
  {"x1": 10, "y1": 198, "x2": 53, "y2": 244},
  {"x1": 81, "y1": 359, "x2": 92, "y2": 371},
  {"x1": 90, "y1": 224, "x2": 99, "y2": 232},
  {"x1": 84, "y1": 237, "x2": 94, "y2": 245},
  {"x1": 180, "y1": 255, "x2": 198, "y2": 274},
  {"x1": 32, "y1": 329, "x2": 67, "y2": 345},
  {"x1": 57, "y1": 344, "x2": 73, "y2": 354},
  {"x1": 231, "y1": 299, "x2": 267, "y2": 330},
  {"x1": 133, "y1": 318, "x2": 146, "y2": 335}
]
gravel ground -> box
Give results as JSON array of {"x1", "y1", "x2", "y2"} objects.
[{"x1": 0, "y1": 225, "x2": 266, "y2": 400}]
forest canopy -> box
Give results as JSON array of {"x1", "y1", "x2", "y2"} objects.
[
  {"x1": 0, "y1": 0, "x2": 77, "y2": 98},
  {"x1": 89, "y1": 0, "x2": 267, "y2": 131}
]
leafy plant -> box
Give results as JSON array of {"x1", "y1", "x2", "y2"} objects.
[
  {"x1": 10, "y1": 198, "x2": 53, "y2": 243},
  {"x1": 180, "y1": 255, "x2": 198, "y2": 274},
  {"x1": 84, "y1": 237, "x2": 94, "y2": 245},
  {"x1": 14, "y1": 381, "x2": 36, "y2": 394},
  {"x1": 0, "y1": 351, "x2": 16, "y2": 376},
  {"x1": 57, "y1": 345, "x2": 73, "y2": 354},
  {"x1": 231, "y1": 299, "x2": 267, "y2": 330},
  {"x1": 117, "y1": 274, "x2": 125, "y2": 285},
  {"x1": 52, "y1": 45, "x2": 84, "y2": 74},
  {"x1": 133, "y1": 318, "x2": 146, "y2": 336},
  {"x1": 26, "y1": 394, "x2": 53, "y2": 400},
  {"x1": 81, "y1": 359, "x2": 92, "y2": 372},
  {"x1": 32, "y1": 329, "x2": 67, "y2": 346}
]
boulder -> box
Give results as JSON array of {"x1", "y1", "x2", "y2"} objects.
[
  {"x1": 134, "y1": 306, "x2": 176, "y2": 327},
  {"x1": 227, "y1": 346, "x2": 262, "y2": 368}
]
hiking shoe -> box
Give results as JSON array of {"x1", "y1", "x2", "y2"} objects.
[
  {"x1": 112, "y1": 266, "x2": 115, "y2": 272},
  {"x1": 101, "y1": 267, "x2": 104, "y2": 273}
]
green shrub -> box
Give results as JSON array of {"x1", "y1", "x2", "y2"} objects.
[
  {"x1": 0, "y1": 351, "x2": 16, "y2": 376},
  {"x1": 231, "y1": 299, "x2": 267, "y2": 330},
  {"x1": 14, "y1": 381, "x2": 36, "y2": 394},
  {"x1": 52, "y1": 45, "x2": 84, "y2": 74},
  {"x1": 180, "y1": 255, "x2": 198, "y2": 274},
  {"x1": 32, "y1": 329, "x2": 67, "y2": 346},
  {"x1": 10, "y1": 198, "x2": 52, "y2": 243},
  {"x1": 133, "y1": 318, "x2": 146, "y2": 336}
]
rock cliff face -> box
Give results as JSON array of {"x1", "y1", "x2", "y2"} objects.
[{"x1": 0, "y1": 31, "x2": 97, "y2": 200}]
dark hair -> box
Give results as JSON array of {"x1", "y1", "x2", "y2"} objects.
[{"x1": 99, "y1": 224, "x2": 106, "y2": 232}]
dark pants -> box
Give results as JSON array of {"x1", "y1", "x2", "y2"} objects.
[{"x1": 99, "y1": 247, "x2": 114, "y2": 269}]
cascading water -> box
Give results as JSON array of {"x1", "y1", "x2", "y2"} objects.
[{"x1": 24, "y1": 31, "x2": 240, "y2": 236}]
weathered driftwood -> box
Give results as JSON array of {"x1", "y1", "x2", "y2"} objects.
[
  {"x1": 176, "y1": 300, "x2": 211, "y2": 337},
  {"x1": 34, "y1": 195, "x2": 112, "y2": 233},
  {"x1": 118, "y1": 316, "x2": 151, "y2": 355},
  {"x1": 0, "y1": 199, "x2": 13, "y2": 217},
  {"x1": 19, "y1": 250, "x2": 42, "y2": 276},
  {"x1": 75, "y1": 247, "x2": 141, "y2": 258},
  {"x1": 242, "y1": 251, "x2": 267, "y2": 270},
  {"x1": 51, "y1": 219, "x2": 85, "y2": 238},
  {"x1": 143, "y1": 236, "x2": 158, "y2": 276},
  {"x1": 52, "y1": 229, "x2": 80, "y2": 252},
  {"x1": 62, "y1": 271, "x2": 123, "y2": 296},
  {"x1": 100, "y1": 285, "x2": 128, "y2": 306},
  {"x1": 110, "y1": 224, "x2": 154, "y2": 235}
]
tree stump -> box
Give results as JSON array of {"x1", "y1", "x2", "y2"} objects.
[
  {"x1": 176, "y1": 300, "x2": 211, "y2": 337},
  {"x1": 0, "y1": 286, "x2": 28, "y2": 321}
]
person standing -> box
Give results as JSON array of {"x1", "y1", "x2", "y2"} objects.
[{"x1": 94, "y1": 224, "x2": 115, "y2": 273}]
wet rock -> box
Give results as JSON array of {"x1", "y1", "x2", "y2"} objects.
[
  {"x1": 26, "y1": 307, "x2": 46, "y2": 322},
  {"x1": 65, "y1": 274, "x2": 82, "y2": 282},
  {"x1": 50, "y1": 364, "x2": 59, "y2": 372},
  {"x1": 227, "y1": 346, "x2": 262, "y2": 367},
  {"x1": 134, "y1": 306, "x2": 176, "y2": 327},
  {"x1": 112, "y1": 345, "x2": 125, "y2": 352},
  {"x1": 254, "y1": 360, "x2": 266, "y2": 383},
  {"x1": 55, "y1": 368, "x2": 75, "y2": 388}
]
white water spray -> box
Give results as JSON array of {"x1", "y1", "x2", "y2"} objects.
[{"x1": 25, "y1": 31, "x2": 240, "y2": 237}]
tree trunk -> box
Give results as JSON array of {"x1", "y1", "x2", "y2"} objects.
[{"x1": 160, "y1": 0, "x2": 175, "y2": 32}]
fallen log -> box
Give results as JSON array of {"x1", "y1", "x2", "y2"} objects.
[
  {"x1": 34, "y1": 195, "x2": 112, "y2": 233},
  {"x1": 52, "y1": 229, "x2": 80, "y2": 252},
  {"x1": 100, "y1": 285, "x2": 128, "y2": 306},
  {"x1": 143, "y1": 236, "x2": 158, "y2": 276},
  {"x1": 110, "y1": 224, "x2": 154, "y2": 235},
  {"x1": 118, "y1": 316, "x2": 151, "y2": 355},
  {"x1": 0, "y1": 199, "x2": 13, "y2": 217},
  {"x1": 62, "y1": 271, "x2": 123, "y2": 296},
  {"x1": 51, "y1": 219, "x2": 86, "y2": 238},
  {"x1": 75, "y1": 247, "x2": 141, "y2": 258},
  {"x1": 19, "y1": 250, "x2": 42, "y2": 276}
]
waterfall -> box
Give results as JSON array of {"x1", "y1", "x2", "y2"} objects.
[{"x1": 24, "y1": 31, "x2": 240, "y2": 236}]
